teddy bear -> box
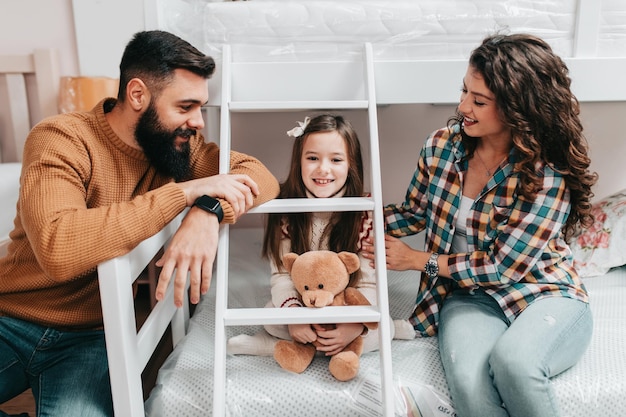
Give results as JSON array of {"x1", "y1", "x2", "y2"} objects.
[{"x1": 273, "y1": 250, "x2": 379, "y2": 381}]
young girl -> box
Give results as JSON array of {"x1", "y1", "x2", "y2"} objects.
[{"x1": 228, "y1": 113, "x2": 414, "y2": 357}]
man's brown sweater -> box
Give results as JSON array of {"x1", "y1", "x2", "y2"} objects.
[{"x1": 0, "y1": 98, "x2": 278, "y2": 329}]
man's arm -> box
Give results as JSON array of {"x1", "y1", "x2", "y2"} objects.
[{"x1": 156, "y1": 148, "x2": 279, "y2": 306}]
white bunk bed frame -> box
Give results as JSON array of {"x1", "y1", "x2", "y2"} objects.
[
  {"x1": 99, "y1": 0, "x2": 626, "y2": 415},
  {"x1": 212, "y1": 42, "x2": 395, "y2": 416}
]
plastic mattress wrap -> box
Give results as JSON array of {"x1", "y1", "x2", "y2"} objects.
[
  {"x1": 145, "y1": 228, "x2": 626, "y2": 417},
  {"x1": 599, "y1": 0, "x2": 626, "y2": 57},
  {"x1": 156, "y1": 0, "x2": 626, "y2": 62}
]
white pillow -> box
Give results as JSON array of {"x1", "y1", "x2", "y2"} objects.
[
  {"x1": 570, "y1": 189, "x2": 626, "y2": 277},
  {"x1": 0, "y1": 163, "x2": 21, "y2": 241}
]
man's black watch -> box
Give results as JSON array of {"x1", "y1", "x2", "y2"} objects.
[
  {"x1": 424, "y1": 252, "x2": 439, "y2": 279},
  {"x1": 193, "y1": 195, "x2": 224, "y2": 223}
]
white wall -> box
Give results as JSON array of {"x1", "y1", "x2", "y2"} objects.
[
  {"x1": 0, "y1": 0, "x2": 79, "y2": 77},
  {"x1": 578, "y1": 101, "x2": 626, "y2": 200},
  {"x1": 2, "y1": 0, "x2": 624, "y2": 204},
  {"x1": 0, "y1": 0, "x2": 144, "y2": 78},
  {"x1": 71, "y1": 0, "x2": 145, "y2": 77}
]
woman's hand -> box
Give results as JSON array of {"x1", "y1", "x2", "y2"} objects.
[
  {"x1": 362, "y1": 235, "x2": 419, "y2": 271},
  {"x1": 312, "y1": 323, "x2": 364, "y2": 356}
]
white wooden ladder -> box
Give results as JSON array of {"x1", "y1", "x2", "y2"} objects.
[{"x1": 212, "y1": 43, "x2": 394, "y2": 417}]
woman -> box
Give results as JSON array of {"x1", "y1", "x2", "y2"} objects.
[{"x1": 364, "y1": 33, "x2": 597, "y2": 417}]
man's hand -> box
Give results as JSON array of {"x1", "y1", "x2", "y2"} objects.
[
  {"x1": 154, "y1": 207, "x2": 220, "y2": 307},
  {"x1": 179, "y1": 173, "x2": 259, "y2": 219}
]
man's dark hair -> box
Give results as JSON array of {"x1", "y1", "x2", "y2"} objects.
[{"x1": 117, "y1": 30, "x2": 215, "y2": 100}]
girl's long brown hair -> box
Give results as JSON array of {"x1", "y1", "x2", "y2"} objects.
[{"x1": 262, "y1": 114, "x2": 365, "y2": 286}]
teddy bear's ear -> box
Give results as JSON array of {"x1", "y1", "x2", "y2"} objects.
[
  {"x1": 337, "y1": 251, "x2": 360, "y2": 274},
  {"x1": 283, "y1": 252, "x2": 299, "y2": 273}
]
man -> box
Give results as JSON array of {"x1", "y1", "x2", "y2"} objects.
[{"x1": 0, "y1": 30, "x2": 279, "y2": 416}]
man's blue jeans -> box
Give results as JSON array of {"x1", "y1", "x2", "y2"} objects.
[
  {"x1": 0, "y1": 317, "x2": 113, "y2": 417},
  {"x1": 439, "y1": 289, "x2": 592, "y2": 417}
]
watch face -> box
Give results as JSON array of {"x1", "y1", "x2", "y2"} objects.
[
  {"x1": 207, "y1": 200, "x2": 220, "y2": 211},
  {"x1": 199, "y1": 195, "x2": 218, "y2": 209},
  {"x1": 195, "y1": 195, "x2": 224, "y2": 222},
  {"x1": 425, "y1": 254, "x2": 439, "y2": 277}
]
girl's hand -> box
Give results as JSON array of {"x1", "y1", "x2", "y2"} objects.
[
  {"x1": 361, "y1": 238, "x2": 376, "y2": 268},
  {"x1": 288, "y1": 323, "x2": 317, "y2": 344},
  {"x1": 313, "y1": 323, "x2": 364, "y2": 356}
]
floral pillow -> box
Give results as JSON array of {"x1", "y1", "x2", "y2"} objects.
[{"x1": 569, "y1": 189, "x2": 626, "y2": 278}]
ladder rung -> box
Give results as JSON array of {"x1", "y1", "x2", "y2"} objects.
[
  {"x1": 248, "y1": 197, "x2": 374, "y2": 214},
  {"x1": 229, "y1": 100, "x2": 369, "y2": 112},
  {"x1": 223, "y1": 306, "x2": 381, "y2": 326}
]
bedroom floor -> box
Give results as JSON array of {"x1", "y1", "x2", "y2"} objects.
[{"x1": 0, "y1": 282, "x2": 171, "y2": 416}]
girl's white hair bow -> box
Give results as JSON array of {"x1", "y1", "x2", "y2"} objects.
[{"x1": 286, "y1": 116, "x2": 310, "y2": 138}]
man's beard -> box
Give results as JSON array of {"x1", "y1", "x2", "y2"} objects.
[{"x1": 135, "y1": 104, "x2": 193, "y2": 181}]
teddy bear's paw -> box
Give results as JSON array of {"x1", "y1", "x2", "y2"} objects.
[
  {"x1": 329, "y1": 351, "x2": 360, "y2": 381},
  {"x1": 274, "y1": 341, "x2": 316, "y2": 373},
  {"x1": 227, "y1": 330, "x2": 278, "y2": 356}
]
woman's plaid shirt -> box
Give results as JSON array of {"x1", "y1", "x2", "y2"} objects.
[{"x1": 384, "y1": 125, "x2": 588, "y2": 337}]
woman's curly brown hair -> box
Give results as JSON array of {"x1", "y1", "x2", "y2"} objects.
[{"x1": 450, "y1": 33, "x2": 597, "y2": 240}]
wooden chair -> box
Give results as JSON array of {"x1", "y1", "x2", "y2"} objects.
[
  {"x1": 0, "y1": 48, "x2": 59, "y2": 162},
  {"x1": 0, "y1": 48, "x2": 59, "y2": 257}
]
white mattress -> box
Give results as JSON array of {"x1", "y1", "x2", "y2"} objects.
[
  {"x1": 157, "y1": 0, "x2": 626, "y2": 61},
  {"x1": 145, "y1": 227, "x2": 626, "y2": 417}
]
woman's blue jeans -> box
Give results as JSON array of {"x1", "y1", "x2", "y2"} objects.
[
  {"x1": 0, "y1": 317, "x2": 113, "y2": 417},
  {"x1": 439, "y1": 290, "x2": 592, "y2": 417}
]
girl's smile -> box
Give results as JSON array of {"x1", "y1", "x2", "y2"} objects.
[{"x1": 301, "y1": 131, "x2": 349, "y2": 198}]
